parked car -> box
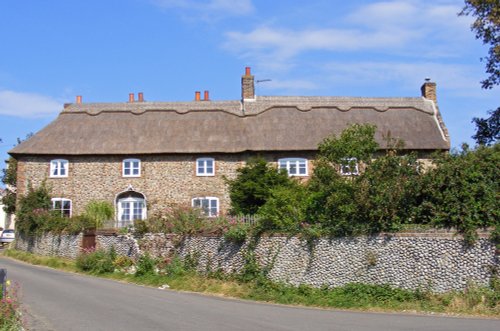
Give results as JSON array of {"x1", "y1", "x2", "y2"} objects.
[{"x1": 0, "y1": 229, "x2": 15, "y2": 245}]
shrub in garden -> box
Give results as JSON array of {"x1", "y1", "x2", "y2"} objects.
[
  {"x1": 15, "y1": 181, "x2": 52, "y2": 235},
  {"x1": 226, "y1": 157, "x2": 293, "y2": 215},
  {"x1": 83, "y1": 200, "x2": 114, "y2": 229},
  {"x1": 76, "y1": 247, "x2": 116, "y2": 274},
  {"x1": 416, "y1": 143, "x2": 499, "y2": 244},
  {"x1": 135, "y1": 253, "x2": 157, "y2": 276},
  {"x1": 257, "y1": 182, "x2": 309, "y2": 233}
]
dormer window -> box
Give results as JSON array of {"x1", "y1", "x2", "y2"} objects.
[
  {"x1": 123, "y1": 158, "x2": 141, "y2": 177},
  {"x1": 341, "y1": 157, "x2": 359, "y2": 176},
  {"x1": 278, "y1": 158, "x2": 308, "y2": 176},
  {"x1": 196, "y1": 157, "x2": 215, "y2": 176},
  {"x1": 50, "y1": 159, "x2": 68, "y2": 178}
]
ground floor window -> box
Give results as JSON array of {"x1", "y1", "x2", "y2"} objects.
[
  {"x1": 116, "y1": 191, "x2": 146, "y2": 227},
  {"x1": 51, "y1": 198, "x2": 72, "y2": 217},
  {"x1": 192, "y1": 197, "x2": 219, "y2": 217}
]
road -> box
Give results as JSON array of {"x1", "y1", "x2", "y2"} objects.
[{"x1": 0, "y1": 257, "x2": 498, "y2": 331}]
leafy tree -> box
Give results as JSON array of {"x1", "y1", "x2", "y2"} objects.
[
  {"x1": 227, "y1": 157, "x2": 293, "y2": 215},
  {"x1": 355, "y1": 151, "x2": 421, "y2": 233},
  {"x1": 15, "y1": 182, "x2": 52, "y2": 235},
  {"x1": 460, "y1": 0, "x2": 500, "y2": 89},
  {"x1": 1, "y1": 157, "x2": 17, "y2": 214},
  {"x1": 257, "y1": 180, "x2": 309, "y2": 233},
  {"x1": 307, "y1": 124, "x2": 379, "y2": 236},
  {"x1": 2, "y1": 134, "x2": 33, "y2": 214},
  {"x1": 472, "y1": 107, "x2": 500, "y2": 145},
  {"x1": 416, "y1": 144, "x2": 499, "y2": 244}
]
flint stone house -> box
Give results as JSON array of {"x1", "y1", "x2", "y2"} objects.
[{"x1": 9, "y1": 68, "x2": 449, "y2": 227}]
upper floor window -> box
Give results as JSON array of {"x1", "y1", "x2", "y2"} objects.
[
  {"x1": 278, "y1": 158, "x2": 308, "y2": 176},
  {"x1": 196, "y1": 157, "x2": 215, "y2": 176},
  {"x1": 340, "y1": 157, "x2": 359, "y2": 176},
  {"x1": 123, "y1": 158, "x2": 141, "y2": 177},
  {"x1": 192, "y1": 197, "x2": 219, "y2": 217},
  {"x1": 51, "y1": 198, "x2": 72, "y2": 217},
  {"x1": 50, "y1": 159, "x2": 68, "y2": 178}
]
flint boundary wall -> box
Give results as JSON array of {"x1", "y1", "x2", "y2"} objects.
[{"x1": 14, "y1": 230, "x2": 498, "y2": 293}]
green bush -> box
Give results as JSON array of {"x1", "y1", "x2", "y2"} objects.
[
  {"x1": 135, "y1": 253, "x2": 157, "y2": 276},
  {"x1": 83, "y1": 200, "x2": 114, "y2": 229},
  {"x1": 416, "y1": 144, "x2": 499, "y2": 244},
  {"x1": 257, "y1": 182, "x2": 309, "y2": 233},
  {"x1": 76, "y1": 248, "x2": 116, "y2": 274},
  {"x1": 223, "y1": 219, "x2": 250, "y2": 243},
  {"x1": 15, "y1": 181, "x2": 52, "y2": 236},
  {"x1": 226, "y1": 157, "x2": 293, "y2": 215}
]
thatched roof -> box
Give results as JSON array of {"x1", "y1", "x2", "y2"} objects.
[{"x1": 10, "y1": 96, "x2": 449, "y2": 156}]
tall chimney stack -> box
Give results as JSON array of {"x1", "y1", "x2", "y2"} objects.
[
  {"x1": 421, "y1": 78, "x2": 437, "y2": 104},
  {"x1": 241, "y1": 66, "x2": 255, "y2": 101}
]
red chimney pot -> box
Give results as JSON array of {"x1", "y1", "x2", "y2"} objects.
[
  {"x1": 76, "y1": 95, "x2": 82, "y2": 104},
  {"x1": 245, "y1": 67, "x2": 251, "y2": 76},
  {"x1": 204, "y1": 90, "x2": 209, "y2": 101},
  {"x1": 195, "y1": 91, "x2": 201, "y2": 101},
  {"x1": 129, "y1": 93, "x2": 135, "y2": 103},
  {"x1": 138, "y1": 92, "x2": 144, "y2": 102}
]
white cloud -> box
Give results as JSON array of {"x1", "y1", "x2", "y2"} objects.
[
  {"x1": 152, "y1": 0, "x2": 254, "y2": 19},
  {"x1": 223, "y1": 1, "x2": 474, "y2": 71},
  {"x1": 0, "y1": 90, "x2": 61, "y2": 118}
]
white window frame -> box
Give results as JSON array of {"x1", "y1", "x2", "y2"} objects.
[
  {"x1": 196, "y1": 157, "x2": 215, "y2": 176},
  {"x1": 340, "y1": 157, "x2": 359, "y2": 176},
  {"x1": 192, "y1": 197, "x2": 219, "y2": 217},
  {"x1": 122, "y1": 158, "x2": 141, "y2": 177},
  {"x1": 278, "y1": 158, "x2": 308, "y2": 176},
  {"x1": 117, "y1": 196, "x2": 146, "y2": 224},
  {"x1": 51, "y1": 198, "x2": 72, "y2": 217},
  {"x1": 50, "y1": 159, "x2": 69, "y2": 178}
]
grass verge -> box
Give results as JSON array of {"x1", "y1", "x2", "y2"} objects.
[{"x1": 2, "y1": 249, "x2": 499, "y2": 317}]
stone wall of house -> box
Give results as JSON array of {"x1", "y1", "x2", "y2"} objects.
[
  {"x1": 16, "y1": 152, "x2": 316, "y2": 217},
  {"x1": 14, "y1": 232, "x2": 82, "y2": 259},
  {"x1": 16, "y1": 230, "x2": 492, "y2": 293}
]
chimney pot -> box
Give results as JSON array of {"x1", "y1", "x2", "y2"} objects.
[
  {"x1": 76, "y1": 95, "x2": 82, "y2": 104},
  {"x1": 138, "y1": 92, "x2": 144, "y2": 102},
  {"x1": 421, "y1": 79, "x2": 437, "y2": 104},
  {"x1": 204, "y1": 90, "x2": 209, "y2": 101},
  {"x1": 195, "y1": 91, "x2": 201, "y2": 101},
  {"x1": 129, "y1": 93, "x2": 135, "y2": 103},
  {"x1": 242, "y1": 67, "x2": 255, "y2": 101}
]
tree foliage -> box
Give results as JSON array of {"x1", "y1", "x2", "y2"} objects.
[
  {"x1": 1, "y1": 157, "x2": 17, "y2": 214},
  {"x1": 416, "y1": 144, "x2": 499, "y2": 244},
  {"x1": 460, "y1": 0, "x2": 500, "y2": 89},
  {"x1": 472, "y1": 107, "x2": 500, "y2": 145},
  {"x1": 226, "y1": 157, "x2": 293, "y2": 215}
]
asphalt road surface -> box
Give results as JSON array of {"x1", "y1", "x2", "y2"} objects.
[{"x1": 0, "y1": 257, "x2": 498, "y2": 331}]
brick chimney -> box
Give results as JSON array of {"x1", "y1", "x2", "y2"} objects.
[
  {"x1": 241, "y1": 67, "x2": 255, "y2": 101},
  {"x1": 421, "y1": 78, "x2": 437, "y2": 104}
]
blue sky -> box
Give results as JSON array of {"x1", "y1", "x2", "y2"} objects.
[{"x1": 0, "y1": 0, "x2": 498, "y2": 172}]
